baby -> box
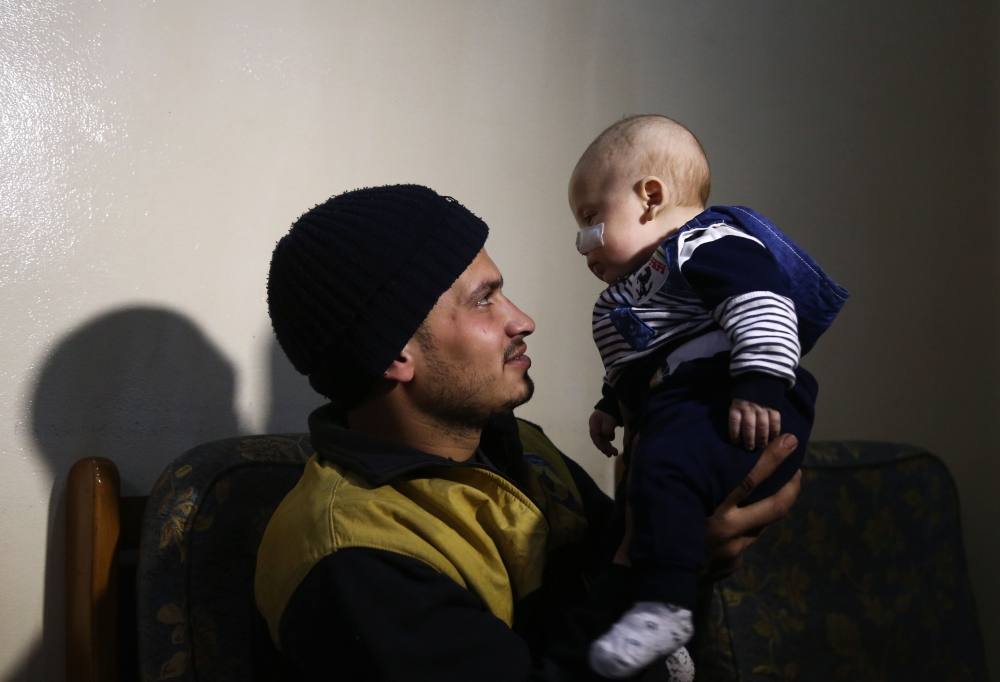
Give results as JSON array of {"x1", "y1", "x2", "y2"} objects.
[{"x1": 569, "y1": 115, "x2": 848, "y2": 679}]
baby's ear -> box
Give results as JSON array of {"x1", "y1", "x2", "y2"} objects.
[{"x1": 637, "y1": 176, "x2": 667, "y2": 219}]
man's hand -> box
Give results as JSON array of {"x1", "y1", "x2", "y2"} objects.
[
  {"x1": 589, "y1": 409, "x2": 620, "y2": 457},
  {"x1": 729, "y1": 398, "x2": 781, "y2": 450},
  {"x1": 702, "y1": 433, "x2": 800, "y2": 581}
]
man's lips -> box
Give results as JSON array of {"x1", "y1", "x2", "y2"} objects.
[{"x1": 504, "y1": 343, "x2": 530, "y2": 367}]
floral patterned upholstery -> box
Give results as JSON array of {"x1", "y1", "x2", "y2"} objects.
[
  {"x1": 137, "y1": 438, "x2": 988, "y2": 681},
  {"x1": 138, "y1": 434, "x2": 314, "y2": 681},
  {"x1": 695, "y1": 441, "x2": 989, "y2": 681}
]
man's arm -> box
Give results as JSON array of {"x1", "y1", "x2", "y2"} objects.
[
  {"x1": 274, "y1": 548, "x2": 533, "y2": 681},
  {"x1": 267, "y1": 546, "x2": 632, "y2": 682}
]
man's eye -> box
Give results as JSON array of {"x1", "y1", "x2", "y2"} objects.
[{"x1": 476, "y1": 296, "x2": 491, "y2": 306}]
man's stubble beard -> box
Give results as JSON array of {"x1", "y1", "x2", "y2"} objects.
[{"x1": 413, "y1": 330, "x2": 534, "y2": 434}]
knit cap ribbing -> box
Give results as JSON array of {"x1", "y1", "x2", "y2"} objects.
[{"x1": 267, "y1": 185, "x2": 488, "y2": 405}]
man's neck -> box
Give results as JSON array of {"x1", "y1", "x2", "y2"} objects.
[{"x1": 347, "y1": 402, "x2": 481, "y2": 462}]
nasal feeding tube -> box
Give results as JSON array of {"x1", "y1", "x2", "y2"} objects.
[{"x1": 576, "y1": 222, "x2": 604, "y2": 255}]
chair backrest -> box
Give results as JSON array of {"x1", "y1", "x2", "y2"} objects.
[
  {"x1": 137, "y1": 434, "x2": 313, "y2": 682},
  {"x1": 695, "y1": 441, "x2": 989, "y2": 681},
  {"x1": 138, "y1": 437, "x2": 988, "y2": 681}
]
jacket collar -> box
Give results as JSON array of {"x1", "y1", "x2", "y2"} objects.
[{"x1": 307, "y1": 404, "x2": 528, "y2": 488}]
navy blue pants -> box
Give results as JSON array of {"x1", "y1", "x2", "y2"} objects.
[{"x1": 624, "y1": 357, "x2": 817, "y2": 609}]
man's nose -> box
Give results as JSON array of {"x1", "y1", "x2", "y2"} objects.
[{"x1": 505, "y1": 302, "x2": 535, "y2": 339}]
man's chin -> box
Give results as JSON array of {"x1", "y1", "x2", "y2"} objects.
[
  {"x1": 519, "y1": 371, "x2": 535, "y2": 405},
  {"x1": 500, "y1": 371, "x2": 535, "y2": 413},
  {"x1": 419, "y1": 371, "x2": 535, "y2": 432}
]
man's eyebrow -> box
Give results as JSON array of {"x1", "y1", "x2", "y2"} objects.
[{"x1": 466, "y1": 278, "x2": 503, "y2": 304}]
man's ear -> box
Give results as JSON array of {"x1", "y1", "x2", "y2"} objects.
[
  {"x1": 382, "y1": 342, "x2": 417, "y2": 383},
  {"x1": 636, "y1": 176, "x2": 667, "y2": 221}
]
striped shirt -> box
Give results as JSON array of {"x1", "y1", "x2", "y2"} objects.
[{"x1": 593, "y1": 222, "x2": 800, "y2": 409}]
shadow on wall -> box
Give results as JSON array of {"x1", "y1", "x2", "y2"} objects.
[
  {"x1": 23, "y1": 306, "x2": 242, "y2": 682},
  {"x1": 265, "y1": 337, "x2": 327, "y2": 434}
]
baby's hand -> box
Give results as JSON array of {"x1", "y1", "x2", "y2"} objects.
[
  {"x1": 589, "y1": 409, "x2": 620, "y2": 457},
  {"x1": 729, "y1": 399, "x2": 781, "y2": 450}
]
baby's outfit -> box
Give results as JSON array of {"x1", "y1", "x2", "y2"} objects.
[{"x1": 588, "y1": 206, "x2": 848, "y2": 678}]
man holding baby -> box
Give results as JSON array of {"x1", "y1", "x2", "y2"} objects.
[{"x1": 253, "y1": 143, "x2": 804, "y2": 679}]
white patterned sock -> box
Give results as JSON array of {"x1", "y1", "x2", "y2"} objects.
[
  {"x1": 664, "y1": 646, "x2": 695, "y2": 682},
  {"x1": 588, "y1": 602, "x2": 693, "y2": 679}
]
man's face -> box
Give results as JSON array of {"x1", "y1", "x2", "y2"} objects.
[{"x1": 408, "y1": 249, "x2": 536, "y2": 430}]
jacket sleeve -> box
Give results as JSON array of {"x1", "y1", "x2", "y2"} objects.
[
  {"x1": 593, "y1": 382, "x2": 622, "y2": 424},
  {"x1": 678, "y1": 225, "x2": 801, "y2": 408},
  {"x1": 268, "y1": 547, "x2": 633, "y2": 682}
]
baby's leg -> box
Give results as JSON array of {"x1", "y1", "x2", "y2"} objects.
[
  {"x1": 590, "y1": 415, "x2": 706, "y2": 678},
  {"x1": 628, "y1": 403, "x2": 718, "y2": 606},
  {"x1": 591, "y1": 375, "x2": 815, "y2": 678}
]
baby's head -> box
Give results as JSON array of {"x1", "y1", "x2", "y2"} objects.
[{"x1": 569, "y1": 115, "x2": 710, "y2": 284}]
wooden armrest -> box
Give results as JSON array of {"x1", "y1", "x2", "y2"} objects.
[{"x1": 66, "y1": 457, "x2": 121, "y2": 682}]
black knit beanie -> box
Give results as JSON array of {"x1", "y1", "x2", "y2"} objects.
[{"x1": 267, "y1": 184, "x2": 489, "y2": 411}]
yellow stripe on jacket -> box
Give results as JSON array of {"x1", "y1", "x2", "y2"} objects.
[{"x1": 254, "y1": 452, "x2": 551, "y2": 650}]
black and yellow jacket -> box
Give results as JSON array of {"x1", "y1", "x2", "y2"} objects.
[{"x1": 253, "y1": 406, "x2": 632, "y2": 681}]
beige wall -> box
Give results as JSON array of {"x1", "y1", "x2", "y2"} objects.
[{"x1": 2, "y1": 1, "x2": 997, "y2": 678}]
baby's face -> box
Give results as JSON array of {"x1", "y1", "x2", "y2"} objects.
[{"x1": 568, "y1": 166, "x2": 661, "y2": 285}]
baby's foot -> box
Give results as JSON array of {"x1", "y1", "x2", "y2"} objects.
[
  {"x1": 588, "y1": 602, "x2": 693, "y2": 679},
  {"x1": 664, "y1": 646, "x2": 695, "y2": 682}
]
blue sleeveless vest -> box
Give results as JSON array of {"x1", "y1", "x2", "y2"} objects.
[{"x1": 686, "y1": 206, "x2": 850, "y2": 355}]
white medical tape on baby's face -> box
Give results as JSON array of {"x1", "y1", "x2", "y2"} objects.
[{"x1": 576, "y1": 222, "x2": 605, "y2": 254}]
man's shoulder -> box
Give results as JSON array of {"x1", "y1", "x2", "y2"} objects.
[
  {"x1": 515, "y1": 418, "x2": 582, "y2": 500},
  {"x1": 254, "y1": 453, "x2": 461, "y2": 613},
  {"x1": 254, "y1": 453, "x2": 350, "y2": 647},
  {"x1": 254, "y1": 446, "x2": 554, "y2": 648}
]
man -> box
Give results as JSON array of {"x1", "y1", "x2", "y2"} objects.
[{"x1": 254, "y1": 185, "x2": 801, "y2": 680}]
